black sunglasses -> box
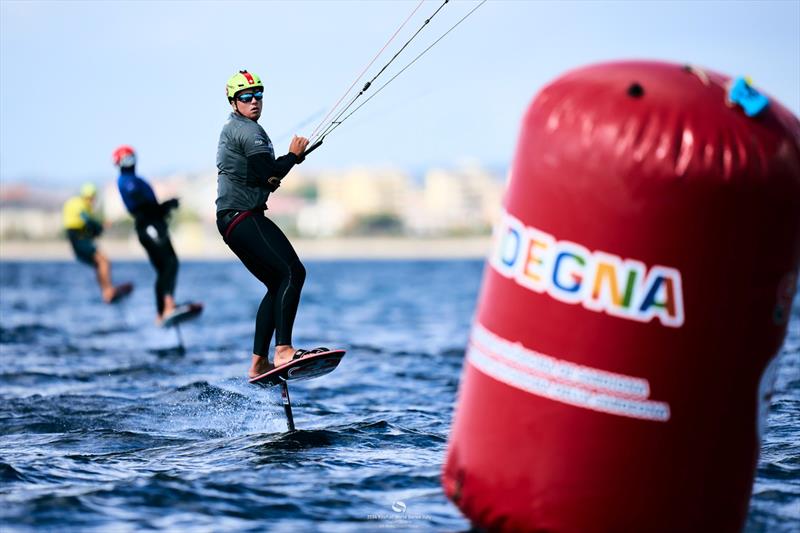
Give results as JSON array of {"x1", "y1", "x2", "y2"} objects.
[{"x1": 236, "y1": 91, "x2": 264, "y2": 103}]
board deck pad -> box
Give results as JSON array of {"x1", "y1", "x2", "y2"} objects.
[
  {"x1": 249, "y1": 349, "x2": 346, "y2": 388},
  {"x1": 109, "y1": 282, "x2": 134, "y2": 304},
  {"x1": 161, "y1": 302, "x2": 203, "y2": 328}
]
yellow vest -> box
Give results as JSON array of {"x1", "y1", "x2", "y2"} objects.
[{"x1": 62, "y1": 196, "x2": 94, "y2": 230}]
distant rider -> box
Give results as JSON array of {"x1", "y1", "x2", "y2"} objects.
[
  {"x1": 113, "y1": 145, "x2": 183, "y2": 323},
  {"x1": 62, "y1": 183, "x2": 130, "y2": 303},
  {"x1": 215, "y1": 69, "x2": 327, "y2": 379}
]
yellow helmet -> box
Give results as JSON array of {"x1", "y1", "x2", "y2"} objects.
[
  {"x1": 80, "y1": 182, "x2": 97, "y2": 198},
  {"x1": 226, "y1": 70, "x2": 263, "y2": 100}
]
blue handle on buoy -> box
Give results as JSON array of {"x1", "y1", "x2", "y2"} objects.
[{"x1": 728, "y1": 77, "x2": 769, "y2": 117}]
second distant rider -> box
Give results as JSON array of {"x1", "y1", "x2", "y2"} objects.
[{"x1": 113, "y1": 145, "x2": 181, "y2": 324}]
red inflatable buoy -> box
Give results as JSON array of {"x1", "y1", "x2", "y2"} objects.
[{"x1": 443, "y1": 61, "x2": 800, "y2": 532}]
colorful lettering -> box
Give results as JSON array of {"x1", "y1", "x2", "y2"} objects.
[{"x1": 489, "y1": 211, "x2": 685, "y2": 328}]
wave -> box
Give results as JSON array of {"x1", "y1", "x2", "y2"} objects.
[{"x1": 0, "y1": 462, "x2": 27, "y2": 483}]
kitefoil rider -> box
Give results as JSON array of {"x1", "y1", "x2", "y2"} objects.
[{"x1": 215, "y1": 69, "x2": 328, "y2": 378}]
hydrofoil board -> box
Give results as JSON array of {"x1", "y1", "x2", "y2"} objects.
[
  {"x1": 162, "y1": 302, "x2": 203, "y2": 328},
  {"x1": 249, "y1": 349, "x2": 346, "y2": 388},
  {"x1": 110, "y1": 282, "x2": 134, "y2": 304}
]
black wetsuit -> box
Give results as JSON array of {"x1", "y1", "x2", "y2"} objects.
[
  {"x1": 135, "y1": 213, "x2": 178, "y2": 316},
  {"x1": 216, "y1": 112, "x2": 304, "y2": 357},
  {"x1": 117, "y1": 169, "x2": 179, "y2": 316}
]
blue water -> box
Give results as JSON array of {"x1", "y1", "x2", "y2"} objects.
[{"x1": 1, "y1": 260, "x2": 798, "y2": 532}]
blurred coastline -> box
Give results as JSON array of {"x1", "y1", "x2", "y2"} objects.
[
  {"x1": 0, "y1": 163, "x2": 503, "y2": 260},
  {"x1": 0, "y1": 236, "x2": 491, "y2": 261}
]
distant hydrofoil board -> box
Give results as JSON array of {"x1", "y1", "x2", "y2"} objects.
[
  {"x1": 249, "y1": 349, "x2": 346, "y2": 388},
  {"x1": 162, "y1": 302, "x2": 203, "y2": 328},
  {"x1": 110, "y1": 282, "x2": 134, "y2": 304}
]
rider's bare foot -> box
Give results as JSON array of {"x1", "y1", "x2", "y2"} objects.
[
  {"x1": 248, "y1": 354, "x2": 274, "y2": 379},
  {"x1": 273, "y1": 345, "x2": 297, "y2": 368},
  {"x1": 162, "y1": 295, "x2": 176, "y2": 318},
  {"x1": 102, "y1": 287, "x2": 116, "y2": 303}
]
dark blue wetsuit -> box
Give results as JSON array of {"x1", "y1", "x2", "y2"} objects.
[{"x1": 118, "y1": 169, "x2": 179, "y2": 315}]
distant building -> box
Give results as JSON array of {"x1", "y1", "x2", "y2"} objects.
[
  {"x1": 297, "y1": 200, "x2": 348, "y2": 237},
  {"x1": 403, "y1": 164, "x2": 504, "y2": 235},
  {"x1": 1, "y1": 163, "x2": 506, "y2": 242},
  {"x1": 318, "y1": 167, "x2": 412, "y2": 215},
  {"x1": 0, "y1": 183, "x2": 69, "y2": 240}
]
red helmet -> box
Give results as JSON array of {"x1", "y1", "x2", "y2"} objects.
[{"x1": 112, "y1": 145, "x2": 136, "y2": 167}]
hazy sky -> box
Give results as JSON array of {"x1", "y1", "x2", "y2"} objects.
[{"x1": 1, "y1": 0, "x2": 798, "y2": 186}]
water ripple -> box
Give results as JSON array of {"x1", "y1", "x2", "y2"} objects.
[{"x1": 1, "y1": 260, "x2": 797, "y2": 531}]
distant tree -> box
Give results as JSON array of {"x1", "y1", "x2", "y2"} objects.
[
  {"x1": 348, "y1": 213, "x2": 404, "y2": 236},
  {"x1": 296, "y1": 184, "x2": 318, "y2": 201}
]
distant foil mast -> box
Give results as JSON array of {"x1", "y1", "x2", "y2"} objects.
[{"x1": 443, "y1": 61, "x2": 800, "y2": 532}]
